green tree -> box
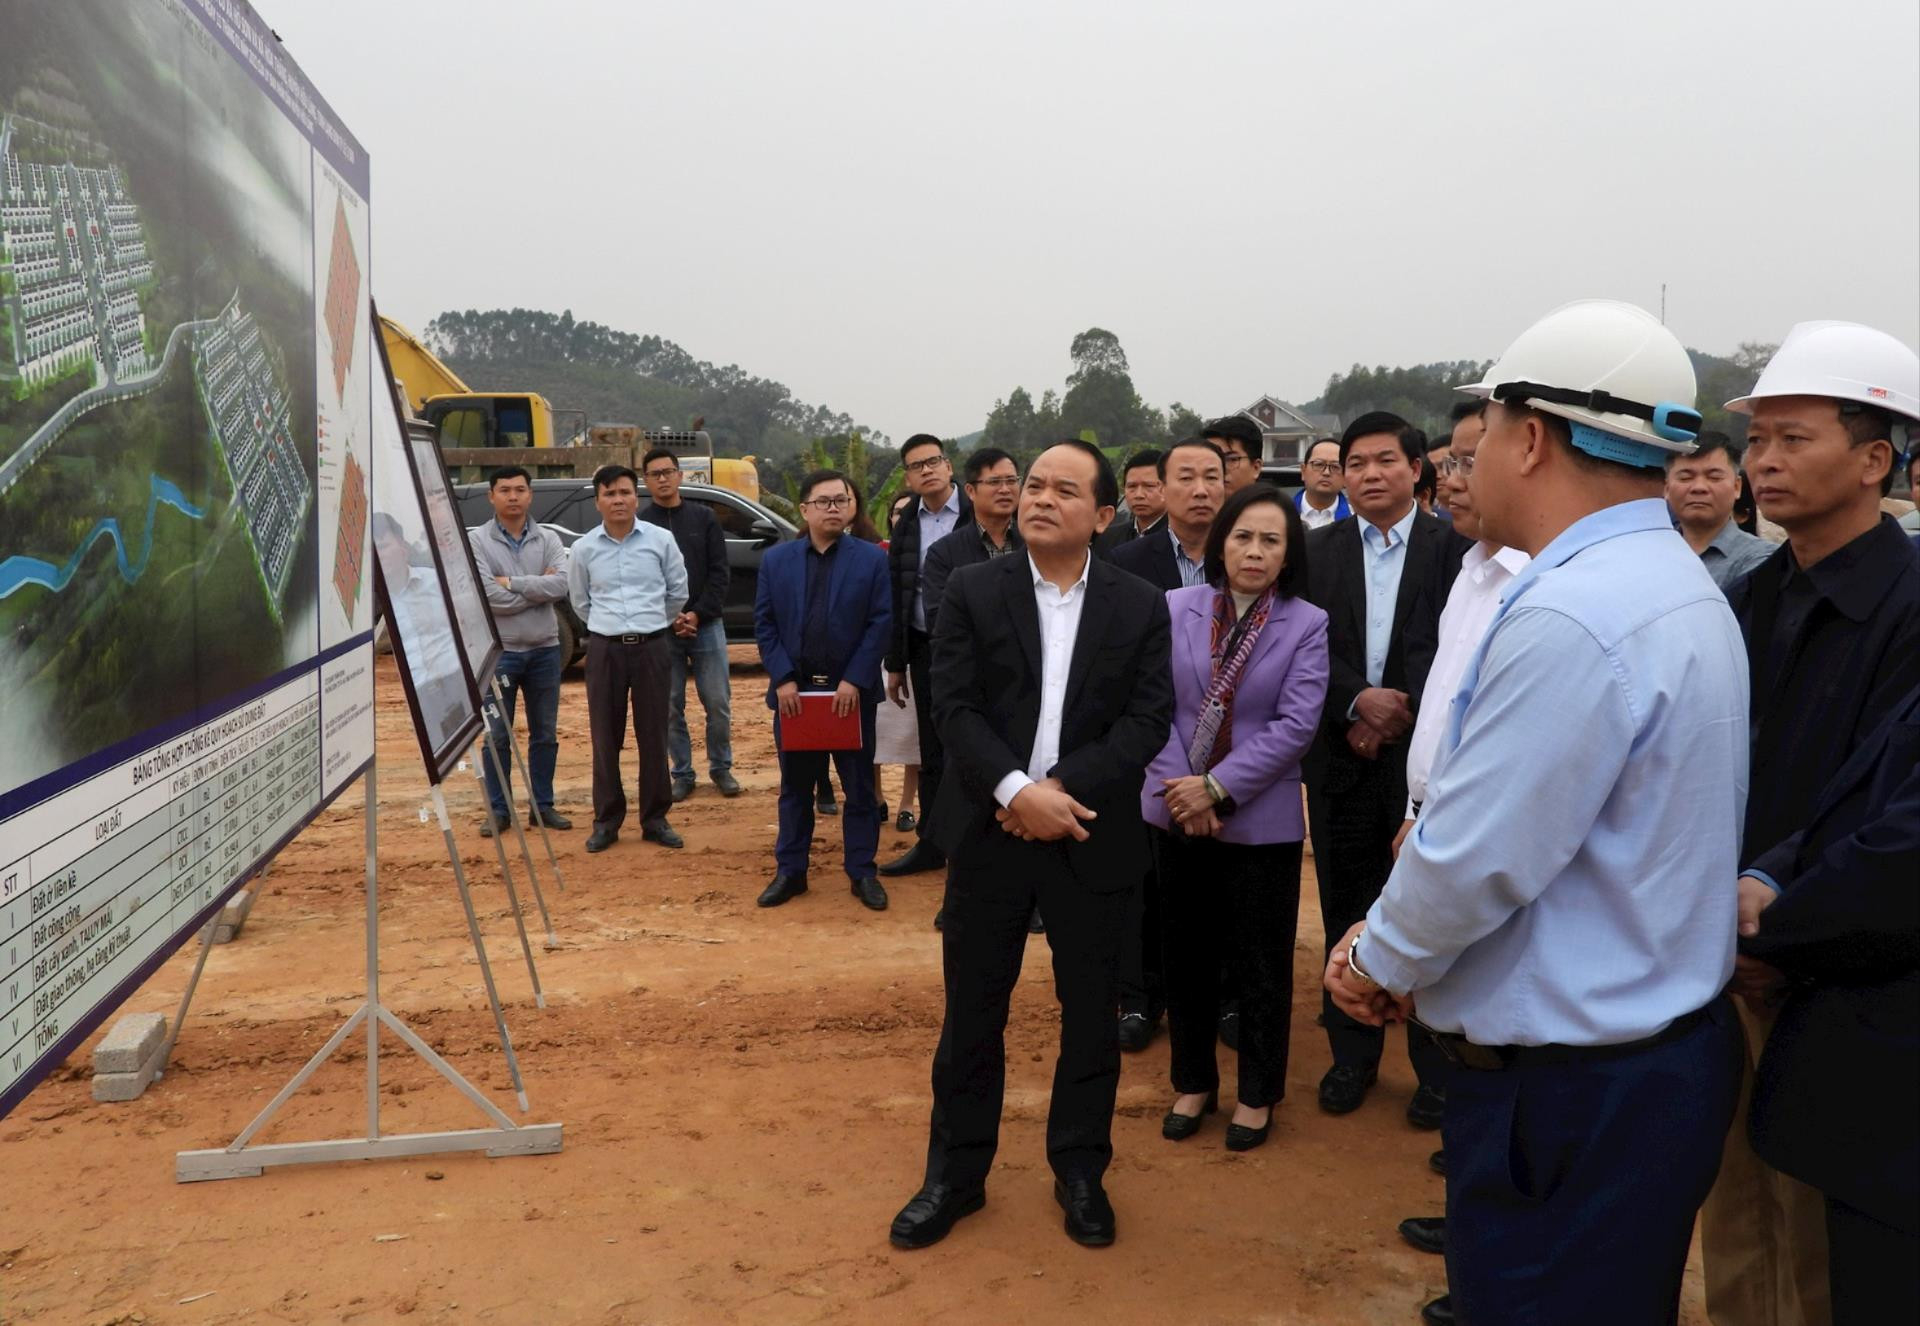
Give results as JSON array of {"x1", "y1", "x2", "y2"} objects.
[{"x1": 1164, "y1": 401, "x2": 1204, "y2": 442}]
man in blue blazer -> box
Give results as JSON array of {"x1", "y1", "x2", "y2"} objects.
[{"x1": 753, "y1": 469, "x2": 893, "y2": 911}]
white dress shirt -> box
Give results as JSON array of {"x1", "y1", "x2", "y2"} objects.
[
  {"x1": 992, "y1": 553, "x2": 1092, "y2": 807},
  {"x1": 1403, "y1": 542, "x2": 1531, "y2": 816}
]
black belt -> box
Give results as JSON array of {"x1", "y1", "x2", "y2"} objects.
[
  {"x1": 592, "y1": 629, "x2": 667, "y2": 644},
  {"x1": 1421, "y1": 1003, "x2": 1716, "y2": 1072}
]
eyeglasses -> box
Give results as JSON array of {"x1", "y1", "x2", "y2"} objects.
[
  {"x1": 1303, "y1": 460, "x2": 1342, "y2": 475},
  {"x1": 904, "y1": 455, "x2": 949, "y2": 474},
  {"x1": 643, "y1": 468, "x2": 679, "y2": 480},
  {"x1": 971, "y1": 476, "x2": 1019, "y2": 490},
  {"x1": 1223, "y1": 453, "x2": 1255, "y2": 467},
  {"x1": 803, "y1": 496, "x2": 852, "y2": 510},
  {"x1": 1438, "y1": 455, "x2": 1477, "y2": 477}
]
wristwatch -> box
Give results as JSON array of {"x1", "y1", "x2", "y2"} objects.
[{"x1": 1346, "y1": 931, "x2": 1382, "y2": 989}]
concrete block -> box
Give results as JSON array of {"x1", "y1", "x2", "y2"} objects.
[
  {"x1": 211, "y1": 888, "x2": 254, "y2": 943},
  {"x1": 92, "y1": 1030, "x2": 168, "y2": 1103},
  {"x1": 93, "y1": 1011, "x2": 168, "y2": 1075}
]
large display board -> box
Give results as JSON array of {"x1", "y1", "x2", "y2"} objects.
[{"x1": 0, "y1": 0, "x2": 374, "y2": 1119}]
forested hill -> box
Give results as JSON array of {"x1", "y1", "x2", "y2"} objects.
[{"x1": 424, "y1": 308, "x2": 874, "y2": 460}]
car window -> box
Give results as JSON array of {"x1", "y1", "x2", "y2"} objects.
[
  {"x1": 694, "y1": 496, "x2": 761, "y2": 538},
  {"x1": 537, "y1": 484, "x2": 600, "y2": 534}
]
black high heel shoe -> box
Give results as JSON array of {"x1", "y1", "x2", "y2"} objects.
[
  {"x1": 1224, "y1": 1106, "x2": 1273, "y2": 1152},
  {"x1": 1161, "y1": 1090, "x2": 1218, "y2": 1140}
]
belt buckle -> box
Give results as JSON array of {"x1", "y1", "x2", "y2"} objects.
[{"x1": 620, "y1": 632, "x2": 642, "y2": 645}]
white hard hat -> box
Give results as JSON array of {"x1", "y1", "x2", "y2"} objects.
[
  {"x1": 1459, "y1": 299, "x2": 1701, "y2": 468},
  {"x1": 1724, "y1": 321, "x2": 1919, "y2": 428}
]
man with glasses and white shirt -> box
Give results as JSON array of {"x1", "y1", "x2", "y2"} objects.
[
  {"x1": 880, "y1": 434, "x2": 973, "y2": 877},
  {"x1": 1296, "y1": 438, "x2": 1352, "y2": 531}
]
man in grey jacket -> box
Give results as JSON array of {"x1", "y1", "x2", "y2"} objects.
[{"x1": 469, "y1": 466, "x2": 574, "y2": 833}]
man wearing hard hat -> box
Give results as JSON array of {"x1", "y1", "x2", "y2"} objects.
[
  {"x1": 1701, "y1": 320, "x2": 1920, "y2": 1326},
  {"x1": 1323, "y1": 300, "x2": 1748, "y2": 1324}
]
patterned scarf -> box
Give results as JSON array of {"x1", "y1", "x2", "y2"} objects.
[{"x1": 1185, "y1": 585, "x2": 1276, "y2": 773}]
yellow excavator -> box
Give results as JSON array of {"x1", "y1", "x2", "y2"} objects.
[{"x1": 378, "y1": 315, "x2": 759, "y2": 499}]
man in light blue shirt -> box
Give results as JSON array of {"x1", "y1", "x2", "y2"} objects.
[
  {"x1": 1326, "y1": 300, "x2": 1748, "y2": 1324},
  {"x1": 569, "y1": 464, "x2": 689, "y2": 853}
]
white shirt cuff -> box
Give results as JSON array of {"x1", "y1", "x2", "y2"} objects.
[{"x1": 993, "y1": 771, "x2": 1035, "y2": 808}]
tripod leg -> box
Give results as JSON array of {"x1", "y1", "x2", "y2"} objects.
[
  {"x1": 493, "y1": 676, "x2": 566, "y2": 893},
  {"x1": 431, "y1": 785, "x2": 531, "y2": 1112},
  {"x1": 480, "y1": 696, "x2": 557, "y2": 946},
  {"x1": 469, "y1": 752, "x2": 546, "y2": 1007}
]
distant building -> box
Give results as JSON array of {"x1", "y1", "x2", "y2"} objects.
[{"x1": 1236, "y1": 396, "x2": 1338, "y2": 467}]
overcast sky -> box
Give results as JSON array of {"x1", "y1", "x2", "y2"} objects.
[{"x1": 263, "y1": 0, "x2": 1920, "y2": 444}]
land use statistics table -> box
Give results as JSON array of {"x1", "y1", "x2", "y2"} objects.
[{"x1": 3, "y1": 674, "x2": 323, "y2": 1098}]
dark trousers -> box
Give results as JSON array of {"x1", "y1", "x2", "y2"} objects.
[
  {"x1": 482, "y1": 644, "x2": 564, "y2": 819},
  {"x1": 924, "y1": 841, "x2": 1129, "y2": 1192},
  {"x1": 907, "y1": 628, "x2": 943, "y2": 843},
  {"x1": 584, "y1": 632, "x2": 672, "y2": 833},
  {"x1": 1442, "y1": 999, "x2": 1743, "y2": 1325},
  {"x1": 1308, "y1": 756, "x2": 1445, "y2": 1085},
  {"x1": 1157, "y1": 830, "x2": 1302, "y2": 1107},
  {"x1": 1827, "y1": 1197, "x2": 1920, "y2": 1324},
  {"x1": 1117, "y1": 856, "x2": 1165, "y2": 1018},
  {"x1": 774, "y1": 693, "x2": 879, "y2": 876}
]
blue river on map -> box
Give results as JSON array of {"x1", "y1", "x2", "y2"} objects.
[{"x1": 0, "y1": 476, "x2": 206, "y2": 600}]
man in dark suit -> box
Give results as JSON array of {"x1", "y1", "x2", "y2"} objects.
[
  {"x1": 1108, "y1": 437, "x2": 1224, "y2": 591},
  {"x1": 1738, "y1": 680, "x2": 1920, "y2": 1321},
  {"x1": 1304, "y1": 411, "x2": 1471, "y2": 1118},
  {"x1": 920, "y1": 447, "x2": 1023, "y2": 639},
  {"x1": 1106, "y1": 436, "x2": 1226, "y2": 1047},
  {"x1": 889, "y1": 441, "x2": 1173, "y2": 1252},
  {"x1": 879, "y1": 434, "x2": 973, "y2": 877},
  {"x1": 753, "y1": 469, "x2": 894, "y2": 912}
]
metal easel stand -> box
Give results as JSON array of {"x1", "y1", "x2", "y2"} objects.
[
  {"x1": 490, "y1": 675, "x2": 567, "y2": 898},
  {"x1": 175, "y1": 759, "x2": 562, "y2": 1182},
  {"x1": 467, "y1": 745, "x2": 552, "y2": 995}
]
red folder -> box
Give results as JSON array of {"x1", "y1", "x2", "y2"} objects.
[{"x1": 783, "y1": 691, "x2": 863, "y2": 751}]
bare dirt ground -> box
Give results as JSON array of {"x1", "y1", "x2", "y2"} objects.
[{"x1": 1, "y1": 653, "x2": 1710, "y2": 1325}]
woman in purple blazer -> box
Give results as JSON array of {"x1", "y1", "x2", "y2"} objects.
[{"x1": 1144, "y1": 484, "x2": 1329, "y2": 1151}]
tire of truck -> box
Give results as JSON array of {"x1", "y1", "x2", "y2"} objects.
[{"x1": 556, "y1": 610, "x2": 580, "y2": 672}]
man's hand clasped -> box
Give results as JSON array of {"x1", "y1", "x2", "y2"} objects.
[
  {"x1": 996, "y1": 777, "x2": 1097, "y2": 843},
  {"x1": 1729, "y1": 874, "x2": 1785, "y2": 1009},
  {"x1": 1323, "y1": 920, "x2": 1416, "y2": 1028}
]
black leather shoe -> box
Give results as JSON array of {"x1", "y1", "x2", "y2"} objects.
[
  {"x1": 712, "y1": 770, "x2": 742, "y2": 798},
  {"x1": 816, "y1": 793, "x2": 840, "y2": 816},
  {"x1": 932, "y1": 907, "x2": 944, "y2": 931},
  {"x1": 1028, "y1": 906, "x2": 1044, "y2": 934},
  {"x1": 896, "y1": 809, "x2": 917, "y2": 831},
  {"x1": 641, "y1": 818, "x2": 684, "y2": 849},
  {"x1": 1421, "y1": 1293, "x2": 1456, "y2": 1325},
  {"x1": 758, "y1": 873, "x2": 807, "y2": 907},
  {"x1": 1429, "y1": 1149, "x2": 1446, "y2": 1177},
  {"x1": 1217, "y1": 1008, "x2": 1241, "y2": 1051},
  {"x1": 585, "y1": 828, "x2": 618, "y2": 853},
  {"x1": 850, "y1": 875, "x2": 889, "y2": 911},
  {"x1": 1398, "y1": 1215, "x2": 1446, "y2": 1255},
  {"x1": 888, "y1": 1183, "x2": 985, "y2": 1249},
  {"x1": 478, "y1": 813, "x2": 511, "y2": 838},
  {"x1": 531, "y1": 807, "x2": 572, "y2": 831},
  {"x1": 1117, "y1": 1012, "x2": 1156, "y2": 1053},
  {"x1": 878, "y1": 841, "x2": 946, "y2": 877},
  {"x1": 1406, "y1": 1083, "x2": 1446, "y2": 1130},
  {"x1": 1224, "y1": 1108, "x2": 1272, "y2": 1152},
  {"x1": 1160, "y1": 1090, "x2": 1216, "y2": 1140},
  {"x1": 1053, "y1": 1176, "x2": 1116, "y2": 1247},
  {"x1": 1317, "y1": 1064, "x2": 1378, "y2": 1115},
  {"x1": 670, "y1": 776, "x2": 695, "y2": 802}
]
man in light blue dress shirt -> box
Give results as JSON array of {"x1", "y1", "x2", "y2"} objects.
[
  {"x1": 569, "y1": 464, "x2": 689, "y2": 853},
  {"x1": 1325, "y1": 301, "x2": 1749, "y2": 1324}
]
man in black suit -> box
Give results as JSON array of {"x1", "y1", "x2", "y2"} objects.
[
  {"x1": 1738, "y1": 680, "x2": 1920, "y2": 1321},
  {"x1": 920, "y1": 448, "x2": 1023, "y2": 638},
  {"x1": 1108, "y1": 437, "x2": 1224, "y2": 591},
  {"x1": 879, "y1": 433, "x2": 973, "y2": 877},
  {"x1": 889, "y1": 440, "x2": 1173, "y2": 1252},
  {"x1": 1106, "y1": 436, "x2": 1225, "y2": 1048},
  {"x1": 1303, "y1": 411, "x2": 1470, "y2": 1119}
]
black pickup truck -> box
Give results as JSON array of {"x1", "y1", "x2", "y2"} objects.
[{"x1": 453, "y1": 477, "x2": 796, "y2": 667}]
